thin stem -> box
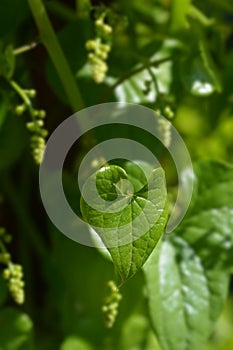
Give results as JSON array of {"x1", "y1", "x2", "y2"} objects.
[
  {"x1": 9, "y1": 80, "x2": 41, "y2": 132},
  {"x1": 99, "y1": 56, "x2": 174, "y2": 103},
  {"x1": 147, "y1": 66, "x2": 160, "y2": 96},
  {"x1": 14, "y1": 42, "x2": 38, "y2": 56},
  {"x1": 28, "y1": 0, "x2": 85, "y2": 112},
  {"x1": 9, "y1": 80, "x2": 33, "y2": 110}
]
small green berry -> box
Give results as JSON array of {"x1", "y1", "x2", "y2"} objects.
[
  {"x1": 95, "y1": 19, "x2": 103, "y2": 27},
  {"x1": 26, "y1": 122, "x2": 35, "y2": 131},
  {"x1": 86, "y1": 40, "x2": 97, "y2": 51},
  {"x1": 36, "y1": 120, "x2": 44, "y2": 127},
  {"x1": 38, "y1": 110, "x2": 46, "y2": 119},
  {"x1": 15, "y1": 104, "x2": 26, "y2": 116},
  {"x1": 103, "y1": 24, "x2": 112, "y2": 34},
  {"x1": 3, "y1": 268, "x2": 10, "y2": 280},
  {"x1": 27, "y1": 89, "x2": 37, "y2": 98}
]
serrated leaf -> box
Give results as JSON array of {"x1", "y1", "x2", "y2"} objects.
[
  {"x1": 144, "y1": 160, "x2": 233, "y2": 350},
  {"x1": 80, "y1": 165, "x2": 168, "y2": 282}
]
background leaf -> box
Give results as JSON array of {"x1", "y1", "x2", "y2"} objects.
[
  {"x1": 144, "y1": 160, "x2": 233, "y2": 350},
  {"x1": 60, "y1": 336, "x2": 94, "y2": 350},
  {"x1": 180, "y1": 40, "x2": 222, "y2": 97},
  {"x1": 170, "y1": 0, "x2": 191, "y2": 32},
  {"x1": 0, "y1": 308, "x2": 33, "y2": 350},
  {"x1": 0, "y1": 113, "x2": 28, "y2": 169}
]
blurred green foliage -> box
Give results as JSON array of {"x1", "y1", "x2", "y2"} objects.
[{"x1": 0, "y1": 0, "x2": 233, "y2": 349}]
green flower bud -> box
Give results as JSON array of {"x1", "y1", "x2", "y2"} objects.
[
  {"x1": 164, "y1": 106, "x2": 174, "y2": 119},
  {"x1": 36, "y1": 120, "x2": 44, "y2": 127},
  {"x1": 3, "y1": 268, "x2": 10, "y2": 280},
  {"x1": 27, "y1": 89, "x2": 37, "y2": 98},
  {"x1": 6, "y1": 263, "x2": 25, "y2": 304},
  {"x1": 86, "y1": 40, "x2": 97, "y2": 51},
  {"x1": 26, "y1": 122, "x2": 36, "y2": 131},
  {"x1": 39, "y1": 129, "x2": 49, "y2": 138},
  {"x1": 15, "y1": 104, "x2": 26, "y2": 116},
  {"x1": 95, "y1": 19, "x2": 103, "y2": 27},
  {"x1": 103, "y1": 24, "x2": 112, "y2": 34},
  {"x1": 38, "y1": 110, "x2": 46, "y2": 119}
]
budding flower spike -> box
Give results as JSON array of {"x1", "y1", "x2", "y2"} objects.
[
  {"x1": 10, "y1": 80, "x2": 48, "y2": 164},
  {"x1": 86, "y1": 9, "x2": 113, "y2": 83},
  {"x1": 0, "y1": 227, "x2": 25, "y2": 304},
  {"x1": 3, "y1": 264, "x2": 25, "y2": 304},
  {"x1": 102, "y1": 280, "x2": 122, "y2": 328}
]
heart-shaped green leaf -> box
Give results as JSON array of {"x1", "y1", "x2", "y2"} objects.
[{"x1": 80, "y1": 165, "x2": 168, "y2": 282}]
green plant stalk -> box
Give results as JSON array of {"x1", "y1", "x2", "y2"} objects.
[
  {"x1": 28, "y1": 0, "x2": 85, "y2": 112},
  {"x1": 9, "y1": 80, "x2": 41, "y2": 134},
  {"x1": 100, "y1": 56, "x2": 174, "y2": 102},
  {"x1": 13, "y1": 42, "x2": 38, "y2": 56},
  {"x1": 10, "y1": 80, "x2": 33, "y2": 112}
]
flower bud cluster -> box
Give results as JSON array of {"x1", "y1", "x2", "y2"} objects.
[
  {"x1": 0, "y1": 227, "x2": 25, "y2": 304},
  {"x1": 155, "y1": 106, "x2": 175, "y2": 148},
  {"x1": 164, "y1": 105, "x2": 175, "y2": 119},
  {"x1": 86, "y1": 11, "x2": 112, "y2": 83},
  {"x1": 102, "y1": 280, "x2": 122, "y2": 328},
  {"x1": 3, "y1": 264, "x2": 25, "y2": 304},
  {"x1": 26, "y1": 109, "x2": 47, "y2": 164},
  {"x1": 14, "y1": 87, "x2": 48, "y2": 164},
  {"x1": 158, "y1": 116, "x2": 171, "y2": 148}
]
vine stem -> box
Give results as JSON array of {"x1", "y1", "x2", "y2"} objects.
[
  {"x1": 9, "y1": 80, "x2": 33, "y2": 110},
  {"x1": 14, "y1": 41, "x2": 38, "y2": 56},
  {"x1": 28, "y1": 0, "x2": 85, "y2": 112},
  {"x1": 99, "y1": 55, "x2": 174, "y2": 103}
]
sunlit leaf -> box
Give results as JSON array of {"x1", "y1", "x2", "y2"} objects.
[{"x1": 81, "y1": 165, "x2": 168, "y2": 282}]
